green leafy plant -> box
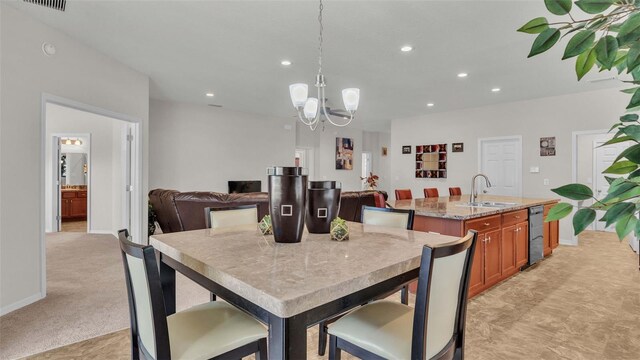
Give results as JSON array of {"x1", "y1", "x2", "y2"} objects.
[
  {"x1": 520, "y1": 0, "x2": 640, "y2": 239},
  {"x1": 258, "y1": 215, "x2": 273, "y2": 235},
  {"x1": 330, "y1": 217, "x2": 349, "y2": 241}
]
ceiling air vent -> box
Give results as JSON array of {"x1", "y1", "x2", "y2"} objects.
[{"x1": 23, "y1": 0, "x2": 66, "y2": 12}]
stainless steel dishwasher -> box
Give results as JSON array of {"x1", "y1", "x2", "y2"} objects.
[{"x1": 528, "y1": 205, "x2": 544, "y2": 266}]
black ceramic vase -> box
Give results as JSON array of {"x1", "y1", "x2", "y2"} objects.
[
  {"x1": 267, "y1": 166, "x2": 308, "y2": 243},
  {"x1": 306, "y1": 181, "x2": 341, "y2": 233}
]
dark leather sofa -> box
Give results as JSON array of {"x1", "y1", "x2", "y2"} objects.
[{"x1": 149, "y1": 188, "x2": 388, "y2": 234}]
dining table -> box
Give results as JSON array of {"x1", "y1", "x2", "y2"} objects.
[{"x1": 149, "y1": 221, "x2": 459, "y2": 359}]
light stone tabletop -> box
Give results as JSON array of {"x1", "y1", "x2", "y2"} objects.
[
  {"x1": 150, "y1": 222, "x2": 459, "y2": 318},
  {"x1": 390, "y1": 194, "x2": 559, "y2": 220}
]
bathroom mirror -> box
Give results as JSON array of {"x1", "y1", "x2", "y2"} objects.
[{"x1": 61, "y1": 152, "x2": 87, "y2": 186}]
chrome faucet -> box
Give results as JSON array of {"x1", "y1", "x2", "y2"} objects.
[{"x1": 471, "y1": 174, "x2": 492, "y2": 203}]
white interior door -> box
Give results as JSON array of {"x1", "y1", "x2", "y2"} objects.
[
  {"x1": 594, "y1": 140, "x2": 630, "y2": 232},
  {"x1": 479, "y1": 137, "x2": 522, "y2": 196}
]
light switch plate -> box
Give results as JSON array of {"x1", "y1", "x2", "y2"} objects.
[
  {"x1": 530, "y1": 166, "x2": 540, "y2": 173},
  {"x1": 543, "y1": 179, "x2": 550, "y2": 186}
]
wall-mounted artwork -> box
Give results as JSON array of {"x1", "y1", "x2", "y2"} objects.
[
  {"x1": 402, "y1": 145, "x2": 411, "y2": 154},
  {"x1": 415, "y1": 144, "x2": 447, "y2": 178},
  {"x1": 382, "y1": 147, "x2": 388, "y2": 157},
  {"x1": 336, "y1": 137, "x2": 354, "y2": 170},
  {"x1": 452, "y1": 143, "x2": 464, "y2": 152},
  {"x1": 540, "y1": 137, "x2": 556, "y2": 156}
]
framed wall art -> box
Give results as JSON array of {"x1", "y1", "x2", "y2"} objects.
[
  {"x1": 415, "y1": 144, "x2": 447, "y2": 178},
  {"x1": 540, "y1": 137, "x2": 556, "y2": 156},
  {"x1": 336, "y1": 137, "x2": 354, "y2": 170},
  {"x1": 452, "y1": 142, "x2": 464, "y2": 152},
  {"x1": 402, "y1": 145, "x2": 411, "y2": 154}
]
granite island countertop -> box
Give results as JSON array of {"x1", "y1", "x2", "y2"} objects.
[{"x1": 389, "y1": 194, "x2": 559, "y2": 221}]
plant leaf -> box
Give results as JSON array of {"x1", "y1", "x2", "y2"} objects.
[
  {"x1": 621, "y1": 124, "x2": 640, "y2": 141},
  {"x1": 576, "y1": 48, "x2": 597, "y2": 80},
  {"x1": 627, "y1": 44, "x2": 640, "y2": 73},
  {"x1": 605, "y1": 176, "x2": 617, "y2": 185},
  {"x1": 621, "y1": 114, "x2": 639, "y2": 122},
  {"x1": 617, "y1": 12, "x2": 640, "y2": 46},
  {"x1": 615, "y1": 213, "x2": 637, "y2": 240},
  {"x1": 600, "y1": 135, "x2": 633, "y2": 146},
  {"x1": 551, "y1": 183, "x2": 593, "y2": 200},
  {"x1": 600, "y1": 184, "x2": 640, "y2": 204},
  {"x1": 594, "y1": 35, "x2": 618, "y2": 69},
  {"x1": 545, "y1": 202, "x2": 573, "y2": 222},
  {"x1": 628, "y1": 88, "x2": 640, "y2": 109},
  {"x1": 518, "y1": 17, "x2": 549, "y2": 34},
  {"x1": 615, "y1": 143, "x2": 640, "y2": 163},
  {"x1": 600, "y1": 202, "x2": 635, "y2": 227},
  {"x1": 575, "y1": 0, "x2": 614, "y2": 14},
  {"x1": 563, "y1": 31, "x2": 596, "y2": 59},
  {"x1": 529, "y1": 28, "x2": 561, "y2": 57},
  {"x1": 545, "y1": 0, "x2": 572, "y2": 15},
  {"x1": 604, "y1": 160, "x2": 638, "y2": 174},
  {"x1": 573, "y1": 208, "x2": 596, "y2": 235},
  {"x1": 622, "y1": 87, "x2": 640, "y2": 94}
]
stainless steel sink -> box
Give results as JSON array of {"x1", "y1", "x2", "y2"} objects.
[{"x1": 457, "y1": 201, "x2": 517, "y2": 208}]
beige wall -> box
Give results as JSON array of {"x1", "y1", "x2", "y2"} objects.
[
  {"x1": 0, "y1": 4, "x2": 149, "y2": 314},
  {"x1": 390, "y1": 88, "x2": 628, "y2": 244},
  {"x1": 149, "y1": 99, "x2": 296, "y2": 192}
]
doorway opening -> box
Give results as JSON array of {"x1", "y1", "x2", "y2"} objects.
[
  {"x1": 295, "y1": 147, "x2": 315, "y2": 180},
  {"x1": 54, "y1": 134, "x2": 90, "y2": 233},
  {"x1": 362, "y1": 152, "x2": 372, "y2": 190},
  {"x1": 478, "y1": 136, "x2": 522, "y2": 196},
  {"x1": 41, "y1": 94, "x2": 142, "y2": 299}
]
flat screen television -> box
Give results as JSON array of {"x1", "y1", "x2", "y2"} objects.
[{"x1": 228, "y1": 180, "x2": 262, "y2": 194}]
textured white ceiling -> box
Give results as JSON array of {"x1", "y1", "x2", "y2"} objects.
[{"x1": 8, "y1": 0, "x2": 622, "y2": 131}]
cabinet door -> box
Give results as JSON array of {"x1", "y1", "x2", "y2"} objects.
[
  {"x1": 61, "y1": 199, "x2": 70, "y2": 218},
  {"x1": 501, "y1": 225, "x2": 517, "y2": 278},
  {"x1": 515, "y1": 221, "x2": 529, "y2": 268},
  {"x1": 543, "y1": 221, "x2": 552, "y2": 256},
  {"x1": 70, "y1": 198, "x2": 87, "y2": 217},
  {"x1": 484, "y1": 229, "x2": 502, "y2": 287},
  {"x1": 468, "y1": 233, "x2": 485, "y2": 297},
  {"x1": 550, "y1": 221, "x2": 559, "y2": 249}
]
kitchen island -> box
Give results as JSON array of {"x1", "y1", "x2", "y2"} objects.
[{"x1": 390, "y1": 194, "x2": 560, "y2": 297}]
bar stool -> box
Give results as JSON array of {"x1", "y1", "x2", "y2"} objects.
[
  {"x1": 449, "y1": 187, "x2": 462, "y2": 196},
  {"x1": 395, "y1": 189, "x2": 413, "y2": 200},
  {"x1": 423, "y1": 188, "x2": 440, "y2": 198}
]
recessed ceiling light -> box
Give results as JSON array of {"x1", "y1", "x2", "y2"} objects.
[
  {"x1": 457, "y1": 73, "x2": 468, "y2": 78},
  {"x1": 491, "y1": 87, "x2": 501, "y2": 92},
  {"x1": 400, "y1": 45, "x2": 413, "y2": 52},
  {"x1": 281, "y1": 60, "x2": 292, "y2": 66},
  {"x1": 427, "y1": 103, "x2": 435, "y2": 107},
  {"x1": 205, "y1": 92, "x2": 215, "y2": 97}
]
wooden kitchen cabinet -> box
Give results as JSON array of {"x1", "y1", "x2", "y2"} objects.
[
  {"x1": 515, "y1": 221, "x2": 529, "y2": 269},
  {"x1": 543, "y1": 204, "x2": 558, "y2": 256},
  {"x1": 465, "y1": 215, "x2": 501, "y2": 297},
  {"x1": 550, "y1": 220, "x2": 559, "y2": 249},
  {"x1": 501, "y1": 225, "x2": 517, "y2": 278},
  {"x1": 61, "y1": 190, "x2": 87, "y2": 220},
  {"x1": 484, "y1": 229, "x2": 502, "y2": 288}
]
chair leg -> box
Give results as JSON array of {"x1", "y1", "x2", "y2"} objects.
[
  {"x1": 256, "y1": 338, "x2": 268, "y2": 360},
  {"x1": 210, "y1": 292, "x2": 216, "y2": 301},
  {"x1": 318, "y1": 321, "x2": 328, "y2": 355},
  {"x1": 329, "y1": 335, "x2": 341, "y2": 360},
  {"x1": 401, "y1": 285, "x2": 409, "y2": 305}
]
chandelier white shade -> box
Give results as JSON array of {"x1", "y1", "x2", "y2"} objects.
[{"x1": 289, "y1": 0, "x2": 360, "y2": 131}]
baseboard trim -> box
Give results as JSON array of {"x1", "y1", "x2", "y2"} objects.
[
  {"x1": 0, "y1": 292, "x2": 44, "y2": 316},
  {"x1": 559, "y1": 238, "x2": 576, "y2": 246},
  {"x1": 88, "y1": 230, "x2": 118, "y2": 238}
]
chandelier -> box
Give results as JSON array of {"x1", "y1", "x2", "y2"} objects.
[{"x1": 289, "y1": 0, "x2": 360, "y2": 131}]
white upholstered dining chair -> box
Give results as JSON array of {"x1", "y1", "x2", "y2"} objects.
[
  {"x1": 204, "y1": 204, "x2": 259, "y2": 229},
  {"x1": 118, "y1": 229, "x2": 267, "y2": 360},
  {"x1": 327, "y1": 230, "x2": 478, "y2": 360}
]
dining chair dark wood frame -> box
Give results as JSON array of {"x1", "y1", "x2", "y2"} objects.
[
  {"x1": 118, "y1": 229, "x2": 267, "y2": 360},
  {"x1": 328, "y1": 230, "x2": 478, "y2": 360},
  {"x1": 317, "y1": 205, "x2": 416, "y2": 356},
  {"x1": 423, "y1": 188, "x2": 440, "y2": 198},
  {"x1": 203, "y1": 204, "x2": 259, "y2": 229},
  {"x1": 449, "y1": 187, "x2": 462, "y2": 196},
  {"x1": 395, "y1": 189, "x2": 413, "y2": 200}
]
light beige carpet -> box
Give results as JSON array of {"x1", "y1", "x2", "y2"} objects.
[{"x1": 0, "y1": 232, "x2": 209, "y2": 360}]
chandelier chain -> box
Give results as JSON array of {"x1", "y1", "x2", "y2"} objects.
[{"x1": 318, "y1": 0, "x2": 323, "y2": 74}]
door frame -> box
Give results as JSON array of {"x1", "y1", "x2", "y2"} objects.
[
  {"x1": 571, "y1": 129, "x2": 609, "y2": 245},
  {"x1": 361, "y1": 151, "x2": 372, "y2": 190},
  {"x1": 295, "y1": 147, "x2": 315, "y2": 180},
  {"x1": 51, "y1": 133, "x2": 91, "y2": 233},
  {"x1": 477, "y1": 135, "x2": 523, "y2": 197},
  {"x1": 40, "y1": 93, "x2": 143, "y2": 299}
]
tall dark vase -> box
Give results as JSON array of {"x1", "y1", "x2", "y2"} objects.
[
  {"x1": 267, "y1": 166, "x2": 307, "y2": 243},
  {"x1": 306, "y1": 181, "x2": 341, "y2": 233}
]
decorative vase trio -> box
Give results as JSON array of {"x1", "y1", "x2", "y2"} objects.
[{"x1": 265, "y1": 166, "x2": 346, "y2": 243}]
